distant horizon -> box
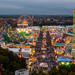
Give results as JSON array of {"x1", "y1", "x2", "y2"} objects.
[{"x1": 0, "y1": 14, "x2": 73, "y2": 16}]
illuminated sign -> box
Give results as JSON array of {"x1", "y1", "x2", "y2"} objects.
[{"x1": 57, "y1": 56, "x2": 72, "y2": 61}]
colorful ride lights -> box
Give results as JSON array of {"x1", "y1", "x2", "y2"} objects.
[
  {"x1": 66, "y1": 62, "x2": 70, "y2": 66},
  {"x1": 60, "y1": 62, "x2": 70, "y2": 66},
  {"x1": 60, "y1": 62, "x2": 65, "y2": 65},
  {"x1": 42, "y1": 51, "x2": 46, "y2": 54}
]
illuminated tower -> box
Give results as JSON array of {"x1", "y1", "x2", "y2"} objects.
[
  {"x1": 73, "y1": 9, "x2": 75, "y2": 43},
  {"x1": 72, "y1": 9, "x2": 75, "y2": 57},
  {"x1": 73, "y1": 9, "x2": 75, "y2": 26}
]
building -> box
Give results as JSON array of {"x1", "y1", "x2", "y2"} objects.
[
  {"x1": 8, "y1": 48, "x2": 31, "y2": 58},
  {"x1": 15, "y1": 69, "x2": 29, "y2": 75}
]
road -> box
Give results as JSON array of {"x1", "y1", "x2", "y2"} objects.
[{"x1": 33, "y1": 28, "x2": 57, "y2": 71}]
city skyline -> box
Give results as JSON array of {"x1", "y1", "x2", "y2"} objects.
[{"x1": 0, "y1": 0, "x2": 75, "y2": 15}]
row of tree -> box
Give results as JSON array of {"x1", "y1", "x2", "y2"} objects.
[{"x1": 31, "y1": 64, "x2": 75, "y2": 75}]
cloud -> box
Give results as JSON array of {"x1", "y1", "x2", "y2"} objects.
[
  {"x1": 0, "y1": 4, "x2": 23, "y2": 9},
  {"x1": 0, "y1": 0, "x2": 75, "y2": 15}
]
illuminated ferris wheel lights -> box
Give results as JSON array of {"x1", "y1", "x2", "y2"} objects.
[{"x1": 17, "y1": 15, "x2": 33, "y2": 27}]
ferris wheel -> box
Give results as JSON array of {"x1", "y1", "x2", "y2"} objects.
[{"x1": 17, "y1": 15, "x2": 33, "y2": 27}]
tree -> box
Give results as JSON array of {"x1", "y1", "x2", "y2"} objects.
[
  {"x1": 68, "y1": 72, "x2": 75, "y2": 75},
  {"x1": 48, "y1": 67, "x2": 61, "y2": 75},
  {"x1": 31, "y1": 70, "x2": 38, "y2": 75},
  {"x1": 0, "y1": 55, "x2": 9, "y2": 64},
  {"x1": 0, "y1": 47, "x2": 27, "y2": 75}
]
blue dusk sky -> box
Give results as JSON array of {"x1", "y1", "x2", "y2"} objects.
[{"x1": 0, "y1": 0, "x2": 75, "y2": 15}]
